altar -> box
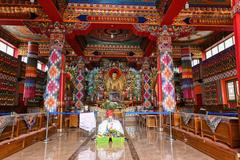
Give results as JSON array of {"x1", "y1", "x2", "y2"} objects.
[{"x1": 85, "y1": 59, "x2": 142, "y2": 106}]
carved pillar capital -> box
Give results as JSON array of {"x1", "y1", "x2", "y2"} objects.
[
  {"x1": 157, "y1": 26, "x2": 173, "y2": 53},
  {"x1": 49, "y1": 22, "x2": 66, "y2": 50}
]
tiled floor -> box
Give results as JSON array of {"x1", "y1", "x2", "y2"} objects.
[
  {"x1": 125, "y1": 126, "x2": 213, "y2": 160},
  {"x1": 5, "y1": 125, "x2": 213, "y2": 160},
  {"x1": 4, "y1": 129, "x2": 87, "y2": 160}
]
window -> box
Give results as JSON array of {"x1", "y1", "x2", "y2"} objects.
[
  {"x1": 212, "y1": 46, "x2": 218, "y2": 55},
  {"x1": 226, "y1": 80, "x2": 238, "y2": 101},
  {"x1": 205, "y1": 34, "x2": 235, "y2": 60},
  {"x1": 21, "y1": 57, "x2": 28, "y2": 63},
  {"x1": 225, "y1": 37, "x2": 233, "y2": 49},
  {"x1": 191, "y1": 59, "x2": 200, "y2": 67},
  {"x1": 6, "y1": 46, "x2": 14, "y2": 56},
  {"x1": 0, "y1": 41, "x2": 7, "y2": 52},
  {"x1": 218, "y1": 42, "x2": 225, "y2": 52},
  {"x1": 206, "y1": 50, "x2": 212, "y2": 59},
  {"x1": 227, "y1": 81, "x2": 235, "y2": 101},
  {"x1": 0, "y1": 41, "x2": 14, "y2": 56}
]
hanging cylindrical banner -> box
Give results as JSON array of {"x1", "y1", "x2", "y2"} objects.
[
  {"x1": 181, "y1": 47, "x2": 194, "y2": 104},
  {"x1": 23, "y1": 42, "x2": 38, "y2": 100}
]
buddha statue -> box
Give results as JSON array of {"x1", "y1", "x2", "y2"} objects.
[{"x1": 105, "y1": 70, "x2": 125, "y2": 93}]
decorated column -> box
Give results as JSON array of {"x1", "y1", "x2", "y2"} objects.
[
  {"x1": 23, "y1": 42, "x2": 38, "y2": 102},
  {"x1": 142, "y1": 58, "x2": 152, "y2": 109},
  {"x1": 232, "y1": 0, "x2": 240, "y2": 133},
  {"x1": 75, "y1": 58, "x2": 85, "y2": 110},
  {"x1": 181, "y1": 47, "x2": 194, "y2": 105},
  {"x1": 44, "y1": 22, "x2": 65, "y2": 113},
  {"x1": 158, "y1": 27, "x2": 176, "y2": 112}
]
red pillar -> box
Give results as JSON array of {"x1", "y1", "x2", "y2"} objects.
[
  {"x1": 233, "y1": 0, "x2": 240, "y2": 92},
  {"x1": 232, "y1": 0, "x2": 240, "y2": 134},
  {"x1": 157, "y1": 55, "x2": 162, "y2": 109},
  {"x1": 58, "y1": 54, "x2": 65, "y2": 130},
  {"x1": 202, "y1": 51, "x2": 206, "y2": 61},
  {"x1": 59, "y1": 54, "x2": 65, "y2": 106}
]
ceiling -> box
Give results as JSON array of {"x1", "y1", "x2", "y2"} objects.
[
  {"x1": 78, "y1": 28, "x2": 149, "y2": 57},
  {"x1": 0, "y1": 0, "x2": 233, "y2": 64},
  {"x1": 176, "y1": 31, "x2": 213, "y2": 42},
  {"x1": 88, "y1": 29, "x2": 140, "y2": 43}
]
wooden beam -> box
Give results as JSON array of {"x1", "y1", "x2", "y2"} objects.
[
  {"x1": 161, "y1": 0, "x2": 188, "y2": 25},
  {"x1": 38, "y1": 0, "x2": 63, "y2": 22},
  {"x1": 195, "y1": 25, "x2": 233, "y2": 32},
  {"x1": 0, "y1": 19, "x2": 24, "y2": 26},
  {"x1": 65, "y1": 32, "x2": 84, "y2": 56}
]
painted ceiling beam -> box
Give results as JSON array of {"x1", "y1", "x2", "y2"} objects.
[
  {"x1": 38, "y1": 0, "x2": 63, "y2": 22},
  {"x1": 38, "y1": 0, "x2": 85, "y2": 55},
  {"x1": 161, "y1": 0, "x2": 188, "y2": 25},
  {"x1": 195, "y1": 26, "x2": 233, "y2": 32}
]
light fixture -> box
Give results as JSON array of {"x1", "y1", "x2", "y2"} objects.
[
  {"x1": 111, "y1": 34, "x2": 114, "y2": 39},
  {"x1": 30, "y1": 0, "x2": 35, "y2": 3},
  {"x1": 185, "y1": 2, "x2": 189, "y2": 9}
]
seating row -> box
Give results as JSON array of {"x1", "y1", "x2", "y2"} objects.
[{"x1": 166, "y1": 113, "x2": 240, "y2": 148}]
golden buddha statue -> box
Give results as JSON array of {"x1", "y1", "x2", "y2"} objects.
[{"x1": 105, "y1": 69, "x2": 125, "y2": 93}]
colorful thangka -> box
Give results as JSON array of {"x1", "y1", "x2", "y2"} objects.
[
  {"x1": 75, "y1": 69, "x2": 84, "y2": 109},
  {"x1": 143, "y1": 73, "x2": 151, "y2": 108}
]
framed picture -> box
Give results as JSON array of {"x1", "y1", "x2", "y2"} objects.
[{"x1": 109, "y1": 91, "x2": 120, "y2": 102}]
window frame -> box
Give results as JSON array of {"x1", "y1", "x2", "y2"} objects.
[
  {"x1": 224, "y1": 37, "x2": 234, "y2": 49},
  {"x1": 218, "y1": 42, "x2": 225, "y2": 53},
  {"x1": 226, "y1": 79, "x2": 238, "y2": 102},
  {"x1": 206, "y1": 50, "x2": 212, "y2": 59}
]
